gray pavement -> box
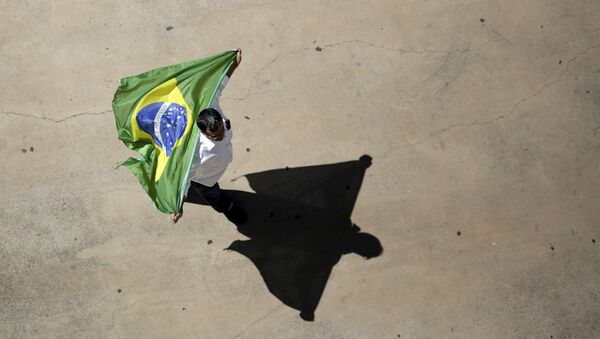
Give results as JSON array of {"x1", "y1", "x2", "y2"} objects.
[{"x1": 1, "y1": 0, "x2": 599, "y2": 337}]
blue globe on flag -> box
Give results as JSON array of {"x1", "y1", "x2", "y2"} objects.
[{"x1": 135, "y1": 102, "x2": 188, "y2": 157}]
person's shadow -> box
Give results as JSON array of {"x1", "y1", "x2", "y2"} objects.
[{"x1": 186, "y1": 155, "x2": 383, "y2": 321}]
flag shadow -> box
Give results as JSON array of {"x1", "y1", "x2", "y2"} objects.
[{"x1": 219, "y1": 155, "x2": 383, "y2": 321}]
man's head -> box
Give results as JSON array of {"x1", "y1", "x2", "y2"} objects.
[{"x1": 197, "y1": 108, "x2": 225, "y2": 141}]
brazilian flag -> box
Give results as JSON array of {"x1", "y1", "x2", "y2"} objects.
[{"x1": 112, "y1": 50, "x2": 236, "y2": 214}]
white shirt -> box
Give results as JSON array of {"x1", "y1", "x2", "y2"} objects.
[{"x1": 187, "y1": 76, "x2": 233, "y2": 188}]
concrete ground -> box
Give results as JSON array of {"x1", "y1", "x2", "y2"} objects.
[{"x1": 1, "y1": 0, "x2": 599, "y2": 337}]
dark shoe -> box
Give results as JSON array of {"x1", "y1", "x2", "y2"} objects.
[{"x1": 224, "y1": 204, "x2": 247, "y2": 225}]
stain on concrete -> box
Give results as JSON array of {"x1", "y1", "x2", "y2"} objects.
[{"x1": 21, "y1": 148, "x2": 27, "y2": 153}]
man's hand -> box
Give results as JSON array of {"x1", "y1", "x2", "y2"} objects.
[
  {"x1": 227, "y1": 48, "x2": 242, "y2": 77},
  {"x1": 171, "y1": 209, "x2": 183, "y2": 223},
  {"x1": 235, "y1": 48, "x2": 242, "y2": 65}
]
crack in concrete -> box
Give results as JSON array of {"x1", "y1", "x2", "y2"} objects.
[
  {"x1": 487, "y1": 27, "x2": 513, "y2": 46},
  {"x1": 1, "y1": 109, "x2": 111, "y2": 123},
  {"x1": 226, "y1": 40, "x2": 451, "y2": 101},
  {"x1": 393, "y1": 44, "x2": 600, "y2": 149},
  {"x1": 230, "y1": 304, "x2": 284, "y2": 338},
  {"x1": 227, "y1": 50, "x2": 297, "y2": 101},
  {"x1": 419, "y1": 45, "x2": 471, "y2": 88},
  {"x1": 319, "y1": 39, "x2": 448, "y2": 54}
]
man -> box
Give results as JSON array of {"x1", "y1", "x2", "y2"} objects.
[{"x1": 171, "y1": 48, "x2": 246, "y2": 224}]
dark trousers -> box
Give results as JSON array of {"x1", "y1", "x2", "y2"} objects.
[{"x1": 190, "y1": 181, "x2": 232, "y2": 213}]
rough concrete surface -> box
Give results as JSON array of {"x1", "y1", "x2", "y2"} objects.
[{"x1": 1, "y1": 0, "x2": 599, "y2": 338}]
